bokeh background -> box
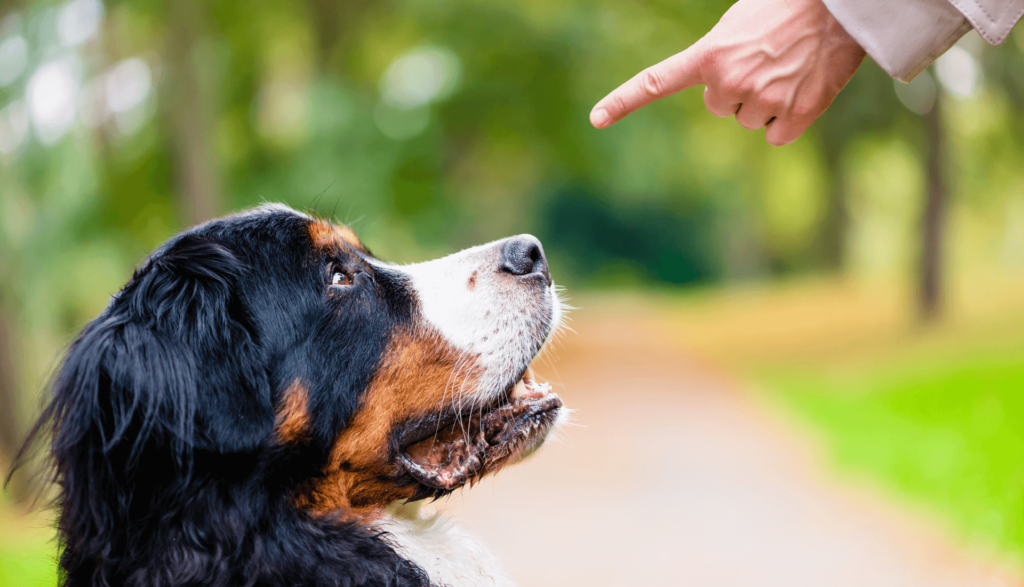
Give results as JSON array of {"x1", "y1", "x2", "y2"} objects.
[{"x1": 2, "y1": 0, "x2": 1024, "y2": 584}]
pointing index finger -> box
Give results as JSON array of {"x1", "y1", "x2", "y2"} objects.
[{"x1": 590, "y1": 45, "x2": 704, "y2": 129}]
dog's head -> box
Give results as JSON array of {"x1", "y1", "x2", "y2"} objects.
[
  {"x1": 294, "y1": 206, "x2": 567, "y2": 509},
  {"x1": 42, "y1": 204, "x2": 565, "y2": 523}
]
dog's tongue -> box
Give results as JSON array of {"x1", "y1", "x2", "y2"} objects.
[
  {"x1": 400, "y1": 393, "x2": 560, "y2": 491},
  {"x1": 402, "y1": 418, "x2": 486, "y2": 490}
]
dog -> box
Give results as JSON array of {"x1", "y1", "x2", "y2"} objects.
[{"x1": 27, "y1": 203, "x2": 567, "y2": 587}]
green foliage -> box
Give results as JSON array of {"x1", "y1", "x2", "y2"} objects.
[
  {"x1": 540, "y1": 183, "x2": 721, "y2": 286},
  {"x1": 3, "y1": 0, "x2": 1023, "y2": 297}
]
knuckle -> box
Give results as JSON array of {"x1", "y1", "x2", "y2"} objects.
[
  {"x1": 790, "y1": 101, "x2": 820, "y2": 119},
  {"x1": 718, "y1": 73, "x2": 747, "y2": 97},
  {"x1": 706, "y1": 102, "x2": 731, "y2": 118},
  {"x1": 640, "y1": 68, "x2": 665, "y2": 97},
  {"x1": 767, "y1": 126, "x2": 797, "y2": 146},
  {"x1": 762, "y1": 96, "x2": 786, "y2": 112},
  {"x1": 703, "y1": 89, "x2": 733, "y2": 118},
  {"x1": 698, "y1": 43, "x2": 720, "y2": 70},
  {"x1": 610, "y1": 94, "x2": 629, "y2": 116}
]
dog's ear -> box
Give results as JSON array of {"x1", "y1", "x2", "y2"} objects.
[
  {"x1": 130, "y1": 235, "x2": 274, "y2": 452},
  {"x1": 50, "y1": 234, "x2": 273, "y2": 462}
]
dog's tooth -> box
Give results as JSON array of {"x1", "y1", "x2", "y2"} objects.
[
  {"x1": 529, "y1": 381, "x2": 551, "y2": 397},
  {"x1": 519, "y1": 378, "x2": 550, "y2": 399}
]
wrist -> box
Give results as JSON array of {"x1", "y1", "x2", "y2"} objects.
[{"x1": 807, "y1": 0, "x2": 866, "y2": 55}]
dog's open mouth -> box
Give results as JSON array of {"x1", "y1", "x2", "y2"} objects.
[{"x1": 396, "y1": 368, "x2": 562, "y2": 492}]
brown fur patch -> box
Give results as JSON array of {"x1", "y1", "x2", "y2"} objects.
[
  {"x1": 308, "y1": 220, "x2": 368, "y2": 254},
  {"x1": 467, "y1": 271, "x2": 477, "y2": 291},
  {"x1": 299, "y1": 327, "x2": 482, "y2": 514},
  {"x1": 276, "y1": 379, "x2": 310, "y2": 444}
]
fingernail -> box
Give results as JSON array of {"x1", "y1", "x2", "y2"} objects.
[{"x1": 591, "y1": 108, "x2": 611, "y2": 128}]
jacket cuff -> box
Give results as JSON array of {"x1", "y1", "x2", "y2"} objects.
[
  {"x1": 821, "y1": 0, "x2": 972, "y2": 82},
  {"x1": 947, "y1": 0, "x2": 1024, "y2": 45}
]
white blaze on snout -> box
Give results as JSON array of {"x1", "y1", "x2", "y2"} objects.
[{"x1": 386, "y1": 236, "x2": 562, "y2": 404}]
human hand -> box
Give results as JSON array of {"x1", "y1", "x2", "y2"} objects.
[{"x1": 590, "y1": 0, "x2": 866, "y2": 146}]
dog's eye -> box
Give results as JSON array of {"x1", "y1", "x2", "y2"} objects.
[{"x1": 330, "y1": 271, "x2": 351, "y2": 287}]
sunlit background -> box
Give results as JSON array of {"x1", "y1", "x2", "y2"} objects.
[{"x1": 2, "y1": 0, "x2": 1024, "y2": 585}]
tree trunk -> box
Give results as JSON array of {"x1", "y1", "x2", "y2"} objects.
[
  {"x1": 166, "y1": 0, "x2": 220, "y2": 227},
  {"x1": 307, "y1": 0, "x2": 377, "y2": 74},
  {"x1": 920, "y1": 93, "x2": 948, "y2": 322},
  {"x1": 0, "y1": 308, "x2": 28, "y2": 502},
  {"x1": 309, "y1": 0, "x2": 343, "y2": 71},
  {"x1": 818, "y1": 143, "x2": 848, "y2": 271}
]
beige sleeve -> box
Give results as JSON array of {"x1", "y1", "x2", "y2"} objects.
[
  {"x1": 821, "y1": 0, "x2": 1024, "y2": 82},
  {"x1": 948, "y1": 0, "x2": 1024, "y2": 44}
]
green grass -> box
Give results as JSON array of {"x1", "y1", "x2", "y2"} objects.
[
  {"x1": 0, "y1": 502, "x2": 58, "y2": 587},
  {"x1": 0, "y1": 550, "x2": 57, "y2": 587},
  {"x1": 765, "y1": 351, "x2": 1024, "y2": 558},
  {"x1": 0, "y1": 535, "x2": 57, "y2": 586}
]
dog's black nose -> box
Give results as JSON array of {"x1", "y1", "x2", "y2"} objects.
[{"x1": 501, "y1": 235, "x2": 551, "y2": 286}]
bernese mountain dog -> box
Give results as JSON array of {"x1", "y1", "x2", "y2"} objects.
[{"x1": 25, "y1": 204, "x2": 567, "y2": 587}]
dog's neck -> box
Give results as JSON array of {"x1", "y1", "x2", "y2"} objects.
[{"x1": 371, "y1": 501, "x2": 516, "y2": 587}]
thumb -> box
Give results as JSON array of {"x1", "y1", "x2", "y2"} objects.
[{"x1": 591, "y1": 44, "x2": 705, "y2": 129}]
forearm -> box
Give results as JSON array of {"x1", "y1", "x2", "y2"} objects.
[{"x1": 821, "y1": 0, "x2": 1024, "y2": 81}]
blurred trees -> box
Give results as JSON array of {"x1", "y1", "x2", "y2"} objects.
[
  {"x1": 814, "y1": 62, "x2": 902, "y2": 270},
  {"x1": 0, "y1": 311, "x2": 22, "y2": 491},
  {"x1": 166, "y1": 0, "x2": 222, "y2": 225},
  {"x1": 1, "y1": 0, "x2": 1024, "y2": 472},
  {"x1": 921, "y1": 95, "x2": 949, "y2": 321}
]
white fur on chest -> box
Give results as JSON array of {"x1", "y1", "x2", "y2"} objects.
[{"x1": 372, "y1": 502, "x2": 516, "y2": 587}]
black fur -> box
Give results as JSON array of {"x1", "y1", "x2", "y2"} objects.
[{"x1": 17, "y1": 207, "x2": 430, "y2": 587}]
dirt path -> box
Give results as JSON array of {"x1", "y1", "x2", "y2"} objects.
[{"x1": 436, "y1": 310, "x2": 1023, "y2": 587}]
